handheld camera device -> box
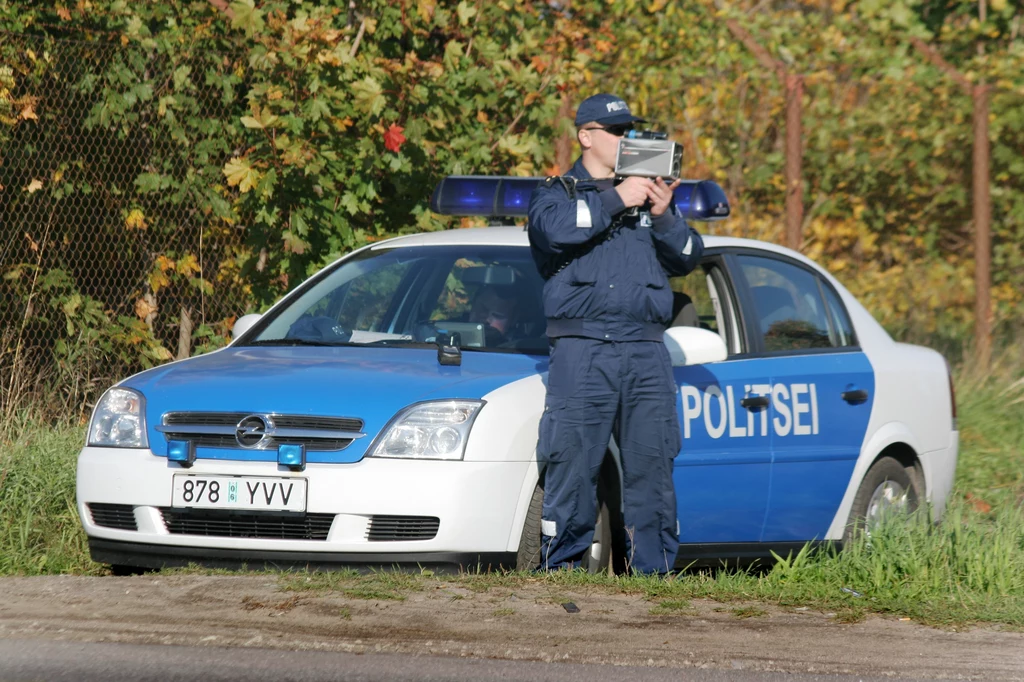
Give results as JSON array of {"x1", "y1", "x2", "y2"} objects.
[{"x1": 615, "y1": 130, "x2": 683, "y2": 181}]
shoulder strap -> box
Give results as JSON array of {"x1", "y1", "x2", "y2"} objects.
[{"x1": 543, "y1": 175, "x2": 578, "y2": 202}]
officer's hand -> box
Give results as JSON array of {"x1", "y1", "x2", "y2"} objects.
[
  {"x1": 615, "y1": 176, "x2": 653, "y2": 209},
  {"x1": 648, "y1": 177, "x2": 682, "y2": 216}
]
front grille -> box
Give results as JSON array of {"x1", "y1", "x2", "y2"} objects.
[
  {"x1": 366, "y1": 515, "x2": 440, "y2": 542},
  {"x1": 159, "y1": 508, "x2": 334, "y2": 540},
  {"x1": 163, "y1": 413, "x2": 363, "y2": 431},
  {"x1": 159, "y1": 412, "x2": 364, "y2": 452},
  {"x1": 88, "y1": 503, "x2": 138, "y2": 531}
]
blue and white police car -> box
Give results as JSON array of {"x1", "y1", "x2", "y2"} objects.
[{"x1": 77, "y1": 177, "x2": 959, "y2": 573}]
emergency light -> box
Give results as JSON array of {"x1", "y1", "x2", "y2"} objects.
[{"x1": 430, "y1": 176, "x2": 730, "y2": 222}]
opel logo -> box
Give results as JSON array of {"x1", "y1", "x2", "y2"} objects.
[{"x1": 235, "y1": 415, "x2": 273, "y2": 449}]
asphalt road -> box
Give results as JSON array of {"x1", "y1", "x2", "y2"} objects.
[{"x1": 0, "y1": 639, "x2": 943, "y2": 682}]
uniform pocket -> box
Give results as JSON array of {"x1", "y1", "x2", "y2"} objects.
[{"x1": 537, "y1": 396, "x2": 571, "y2": 463}]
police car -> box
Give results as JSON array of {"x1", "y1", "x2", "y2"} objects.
[{"x1": 76, "y1": 177, "x2": 959, "y2": 573}]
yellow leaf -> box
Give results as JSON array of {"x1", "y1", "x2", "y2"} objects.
[
  {"x1": 476, "y1": 110, "x2": 489, "y2": 123},
  {"x1": 498, "y1": 134, "x2": 533, "y2": 157},
  {"x1": 25, "y1": 179, "x2": 43, "y2": 193},
  {"x1": 417, "y1": 0, "x2": 437, "y2": 22},
  {"x1": 149, "y1": 270, "x2": 170, "y2": 294},
  {"x1": 19, "y1": 103, "x2": 38, "y2": 120},
  {"x1": 241, "y1": 104, "x2": 279, "y2": 129},
  {"x1": 124, "y1": 208, "x2": 147, "y2": 230},
  {"x1": 223, "y1": 157, "x2": 262, "y2": 194},
  {"x1": 176, "y1": 254, "x2": 200, "y2": 276},
  {"x1": 135, "y1": 296, "x2": 158, "y2": 320}
]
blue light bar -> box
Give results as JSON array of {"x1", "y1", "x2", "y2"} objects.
[
  {"x1": 430, "y1": 175, "x2": 730, "y2": 222},
  {"x1": 672, "y1": 180, "x2": 731, "y2": 222},
  {"x1": 430, "y1": 176, "x2": 543, "y2": 217},
  {"x1": 277, "y1": 443, "x2": 306, "y2": 471},
  {"x1": 167, "y1": 439, "x2": 195, "y2": 467}
]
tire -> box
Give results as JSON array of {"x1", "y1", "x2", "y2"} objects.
[
  {"x1": 843, "y1": 456, "x2": 920, "y2": 545},
  {"x1": 110, "y1": 564, "x2": 147, "y2": 576},
  {"x1": 515, "y1": 480, "x2": 612, "y2": 574}
]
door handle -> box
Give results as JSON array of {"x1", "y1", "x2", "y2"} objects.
[
  {"x1": 842, "y1": 389, "x2": 869, "y2": 403},
  {"x1": 740, "y1": 395, "x2": 769, "y2": 409}
]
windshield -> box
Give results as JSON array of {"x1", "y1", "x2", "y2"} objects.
[{"x1": 245, "y1": 244, "x2": 548, "y2": 354}]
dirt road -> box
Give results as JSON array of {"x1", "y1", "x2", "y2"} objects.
[{"x1": 0, "y1": 575, "x2": 1020, "y2": 680}]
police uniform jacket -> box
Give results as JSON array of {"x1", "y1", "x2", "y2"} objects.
[{"x1": 527, "y1": 158, "x2": 704, "y2": 342}]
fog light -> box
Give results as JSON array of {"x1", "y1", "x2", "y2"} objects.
[
  {"x1": 278, "y1": 443, "x2": 305, "y2": 471},
  {"x1": 167, "y1": 440, "x2": 195, "y2": 467}
]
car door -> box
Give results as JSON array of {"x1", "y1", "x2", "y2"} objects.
[
  {"x1": 731, "y1": 252, "x2": 875, "y2": 543},
  {"x1": 670, "y1": 257, "x2": 773, "y2": 544}
]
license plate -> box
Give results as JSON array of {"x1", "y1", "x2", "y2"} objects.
[{"x1": 171, "y1": 475, "x2": 307, "y2": 512}]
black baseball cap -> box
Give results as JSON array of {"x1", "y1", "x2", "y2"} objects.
[{"x1": 574, "y1": 93, "x2": 647, "y2": 126}]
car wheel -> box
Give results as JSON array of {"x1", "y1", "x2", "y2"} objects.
[
  {"x1": 843, "y1": 456, "x2": 920, "y2": 544},
  {"x1": 515, "y1": 482, "x2": 612, "y2": 574},
  {"x1": 110, "y1": 564, "x2": 147, "y2": 576}
]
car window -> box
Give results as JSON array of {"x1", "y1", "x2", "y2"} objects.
[
  {"x1": 249, "y1": 245, "x2": 547, "y2": 353},
  {"x1": 822, "y1": 283, "x2": 855, "y2": 347},
  {"x1": 670, "y1": 264, "x2": 741, "y2": 355},
  {"x1": 736, "y1": 255, "x2": 834, "y2": 352},
  {"x1": 335, "y1": 260, "x2": 414, "y2": 332}
]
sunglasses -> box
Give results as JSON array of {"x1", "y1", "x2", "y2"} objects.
[{"x1": 586, "y1": 124, "x2": 634, "y2": 137}]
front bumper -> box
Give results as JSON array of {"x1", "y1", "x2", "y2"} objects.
[
  {"x1": 88, "y1": 538, "x2": 515, "y2": 573},
  {"x1": 77, "y1": 447, "x2": 530, "y2": 571}
]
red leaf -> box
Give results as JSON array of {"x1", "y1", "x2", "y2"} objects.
[{"x1": 384, "y1": 124, "x2": 406, "y2": 153}]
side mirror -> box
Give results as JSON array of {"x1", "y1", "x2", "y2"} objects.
[
  {"x1": 232, "y1": 313, "x2": 262, "y2": 341},
  {"x1": 663, "y1": 327, "x2": 727, "y2": 366}
]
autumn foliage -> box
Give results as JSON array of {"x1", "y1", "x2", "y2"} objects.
[{"x1": 1, "y1": 0, "x2": 1022, "y2": 412}]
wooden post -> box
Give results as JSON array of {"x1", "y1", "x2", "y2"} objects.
[
  {"x1": 785, "y1": 74, "x2": 804, "y2": 251},
  {"x1": 910, "y1": 36, "x2": 993, "y2": 366},
  {"x1": 972, "y1": 83, "x2": 992, "y2": 368},
  {"x1": 722, "y1": 15, "x2": 805, "y2": 251},
  {"x1": 555, "y1": 92, "x2": 573, "y2": 174}
]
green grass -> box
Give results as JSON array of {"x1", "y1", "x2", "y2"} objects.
[
  {"x1": 952, "y1": 355, "x2": 1024, "y2": 508},
  {"x1": 649, "y1": 598, "x2": 693, "y2": 615},
  {"x1": 277, "y1": 568, "x2": 420, "y2": 601},
  {"x1": 1, "y1": 353, "x2": 1021, "y2": 626},
  {"x1": 0, "y1": 413, "x2": 99, "y2": 575}
]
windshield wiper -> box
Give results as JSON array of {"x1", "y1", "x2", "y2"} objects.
[
  {"x1": 244, "y1": 338, "x2": 348, "y2": 347},
  {"x1": 361, "y1": 339, "x2": 435, "y2": 348}
]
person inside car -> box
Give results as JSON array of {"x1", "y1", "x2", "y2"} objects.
[{"x1": 469, "y1": 285, "x2": 522, "y2": 346}]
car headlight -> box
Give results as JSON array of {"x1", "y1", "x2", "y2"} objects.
[
  {"x1": 87, "y1": 387, "x2": 148, "y2": 448},
  {"x1": 367, "y1": 400, "x2": 484, "y2": 461}
]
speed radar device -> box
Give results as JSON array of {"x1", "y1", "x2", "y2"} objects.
[{"x1": 615, "y1": 130, "x2": 683, "y2": 181}]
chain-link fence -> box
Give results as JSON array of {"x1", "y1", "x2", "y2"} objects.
[{"x1": 1, "y1": 34, "x2": 253, "y2": 417}]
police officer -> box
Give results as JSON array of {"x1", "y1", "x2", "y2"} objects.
[{"x1": 527, "y1": 93, "x2": 704, "y2": 574}]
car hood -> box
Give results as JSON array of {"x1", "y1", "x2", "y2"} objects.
[{"x1": 121, "y1": 346, "x2": 547, "y2": 463}]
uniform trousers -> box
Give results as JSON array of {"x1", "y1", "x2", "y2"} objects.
[{"x1": 538, "y1": 336, "x2": 681, "y2": 574}]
